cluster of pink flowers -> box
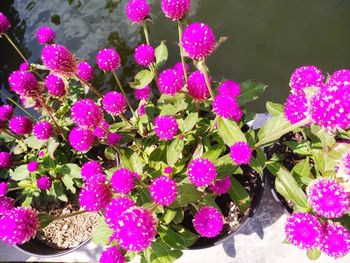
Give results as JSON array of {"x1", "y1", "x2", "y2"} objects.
[
  {"x1": 79, "y1": 183, "x2": 112, "y2": 212},
  {"x1": 27, "y1": 161, "x2": 39, "y2": 172},
  {"x1": 102, "y1": 91, "x2": 126, "y2": 116},
  {"x1": 0, "y1": 105, "x2": 13, "y2": 123},
  {"x1": 104, "y1": 196, "x2": 136, "y2": 229},
  {"x1": 81, "y1": 160, "x2": 106, "y2": 183},
  {"x1": 99, "y1": 246, "x2": 126, "y2": 263},
  {"x1": 110, "y1": 168, "x2": 136, "y2": 195},
  {"x1": 68, "y1": 127, "x2": 95, "y2": 153},
  {"x1": 187, "y1": 158, "x2": 217, "y2": 187},
  {"x1": 8, "y1": 70, "x2": 40, "y2": 98},
  {"x1": 77, "y1": 61, "x2": 94, "y2": 82},
  {"x1": 210, "y1": 176, "x2": 232, "y2": 195},
  {"x1": 37, "y1": 176, "x2": 52, "y2": 190},
  {"x1": 213, "y1": 95, "x2": 242, "y2": 122},
  {"x1": 153, "y1": 115, "x2": 179, "y2": 141},
  {"x1": 193, "y1": 206, "x2": 224, "y2": 237},
  {"x1": 134, "y1": 86, "x2": 150, "y2": 101},
  {"x1": 0, "y1": 182, "x2": 8, "y2": 196},
  {"x1": 0, "y1": 197, "x2": 14, "y2": 216},
  {"x1": 218, "y1": 80, "x2": 240, "y2": 98}
]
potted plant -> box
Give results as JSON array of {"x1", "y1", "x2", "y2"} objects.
[
  {"x1": 1, "y1": 0, "x2": 267, "y2": 261},
  {"x1": 255, "y1": 65, "x2": 350, "y2": 260}
]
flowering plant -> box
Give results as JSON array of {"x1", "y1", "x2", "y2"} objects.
[
  {"x1": 257, "y1": 66, "x2": 350, "y2": 259},
  {"x1": 0, "y1": 1, "x2": 267, "y2": 262}
]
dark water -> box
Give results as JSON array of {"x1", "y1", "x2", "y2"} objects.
[{"x1": 1, "y1": 0, "x2": 350, "y2": 112}]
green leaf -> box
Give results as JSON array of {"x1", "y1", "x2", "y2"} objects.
[
  {"x1": 155, "y1": 41, "x2": 168, "y2": 69},
  {"x1": 291, "y1": 158, "x2": 313, "y2": 185},
  {"x1": 130, "y1": 70, "x2": 154, "y2": 89},
  {"x1": 92, "y1": 217, "x2": 114, "y2": 246},
  {"x1": 275, "y1": 177, "x2": 293, "y2": 202},
  {"x1": 167, "y1": 139, "x2": 184, "y2": 166},
  {"x1": 142, "y1": 239, "x2": 183, "y2": 263},
  {"x1": 105, "y1": 147, "x2": 117, "y2": 161},
  {"x1": 47, "y1": 137, "x2": 60, "y2": 159},
  {"x1": 237, "y1": 80, "x2": 267, "y2": 106},
  {"x1": 24, "y1": 136, "x2": 45, "y2": 149},
  {"x1": 38, "y1": 213, "x2": 56, "y2": 229},
  {"x1": 163, "y1": 208, "x2": 177, "y2": 225},
  {"x1": 228, "y1": 176, "x2": 251, "y2": 211},
  {"x1": 60, "y1": 163, "x2": 82, "y2": 179},
  {"x1": 286, "y1": 141, "x2": 309, "y2": 155},
  {"x1": 13, "y1": 141, "x2": 27, "y2": 155},
  {"x1": 181, "y1": 112, "x2": 198, "y2": 133},
  {"x1": 171, "y1": 181, "x2": 203, "y2": 208},
  {"x1": 159, "y1": 225, "x2": 198, "y2": 249},
  {"x1": 53, "y1": 181, "x2": 68, "y2": 202},
  {"x1": 130, "y1": 152, "x2": 143, "y2": 174},
  {"x1": 217, "y1": 117, "x2": 246, "y2": 146},
  {"x1": 22, "y1": 196, "x2": 33, "y2": 207},
  {"x1": 202, "y1": 144, "x2": 224, "y2": 162},
  {"x1": 306, "y1": 248, "x2": 322, "y2": 260},
  {"x1": 173, "y1": 209, "x2": 184, "y2": 224},
  {"x1": 61, "y1": 174, "x2": 76, "y2": 193},
  {"x1": 10, "y1": 165, "x2": 29, "y2": 181},
  {"x1": 250, "y1": 158, "x2": 264, "y2": 177},
  {"x1": 266, "y1": 102, "x2": 285, "y2": 116}
]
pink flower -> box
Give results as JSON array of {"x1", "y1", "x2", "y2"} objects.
[
  {"x1": 68, "y1": 127, "x2": 94, "y2": 153},
  {"x1": 94, "y1": 120, "x2": 110, "y2": 139},
  {"x1": 41, "y1": 44, "x2": 77, "y2": 76},
  {"x1": 9, "y1": 116, "x2": 33, "y2": 135},
  {"x1": 99, "y1": 247, "x2": 126, "y2": 263},
  {"x1": 8, "y1": 71, "x2": 40, "y2": 98},
  {"x1": 187, "y1": 158, "x2": 217, "y2": 187},
  {"x1": 182, "y1": 22, "x2": 216, "y2": 60},
  {"x1": 218, "y1": 80, "x2": 240, "y2": 98},
  {"x1": 71, "y1": 99, "x2": 103, "y2": 130},
  {"x1": 102, "y1": 91, "x2": 126, "y2": 116},
  {"x1": 0, "y1": 12, "x2": 11, "y2": 34},
  {"x1": 187, "y1": 70, "x2": 211, "y2": 101},
  {"x1": 153, "y1": 115, "x2": 178, "y2": 141},
  {"x1": 96, "y1": 48, "x2": 121, "y2": 72},
  {"x1": 79, "y1": 183, "x2": 112, "y2": 212},
  {"x1": 284, "y1": 93, "x2": 309, "y2": 124},
  {"x1": 0, "y1": 182, "x2": 8, "y2": 196},
  {"x1": 44, "y1": 74, "x2": 66, "y2": 97},
  {"x1": 161, "y1": 0, "x2": 191, "y2": 21},
  {"x1": 213, "y1": 95, "x2": 242, "y2": 122},
  {"x1": 158, "y1": 69, "x2": 184, "y2": 95},
  {"x1": 19, "y1": 62, "x2": 29, "y2": 71},
  {"x1": 164, "y1": 166, "x2": 173, "y2": 174},
  {"x1": 27, "y1": 161, "x2": 39, "y2": 172},
  {"x1": 230, "y1": 141, "x2": 252, "y2": 165},
  {"x1": 0, "y1": 207, "x2": 39, "y2": 245},
  {"x1": 134, "y1": 44, "x2": 155, "y2": 67},
  {"x1": 135, "y1": 86, "x2": 151, "y2": 100},
  {"x1": 33, "y1": 121, "x2": 53, "y2": 140},
  {"x1": 289, "y1": 66, "x2": 325, "y2": 94},
  {"x1": 112, "y1": 207, "x2": 156, "y2": 252},
  {"x1": 0, "y1": 105, "x2": 13, "y2": 122},
  {"x1": 138, "y1": 104, "x2": 146, "y2": 115},
  {"x1": 38, "y1": 151, "x2": 45, "y2": 157},
  {"x1": 173, "y1": 62, "x2": 189, "y2": 78},
  {"x1": 37, "y1": 176, "x2": 52, "y2": 190},
  {"x1": 81, "y1": 160, "x2": 106, "y2": 184},
  {"x1": 149, "y1": 176, "x2": 177, "y2": 206},
  {"x1": 77, "y1": 61, "x2": 94, "y2": 82},
  {"x1": 193, "y1": 206, "x2": 223, "y2": 238},
  {"x1": 104, "y1": 196, "x2": 136, "y2": 229},
  {"x1": 110, "y1": 168, "x2": 135, "y2": 195},
  {"x1": 0, "y1": 152, "x2": 12, "y2": 169},
  {"x1": 210, "y1": 176, "x2": 232, "y2": 195},
  {"x1": 106, "y1": 133, "x2": 122, "y2": 146},
  {"x1": 36, "y1": 26, "x2": 56, "y2": 45},
  {"x1": 125, "y1": 0, "x2": 151, "y2": 24},
  {"x1": 328, "y1": 69, "x2": 350, "y2": 85},
  {"x1": 0, "y1": 197, "x2": 14, "y2": 216},
  {"x1": 285, "y1": 212, "x2": 321, "y2": 250}
]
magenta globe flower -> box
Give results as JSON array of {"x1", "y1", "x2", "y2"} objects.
[
  {"x1": 37, "y1": 176, "x2": 52, "y2": 190},
  {"x1": 187, "y1": 70, "x2": 211, "y2": 101},
  {"x1": 77, "y1": 61, "x2": 94, "y2": 82},
  {"x1": 0, "y1": 105, "x2": 13, "y2": 122},
  {"x1": 182, "y1": 22, "x2": 215, "y2": 60},
  {"x1": 210, "y1": 176, "x2": 232, "y2": 195},
  {"x1": 158, "y1": 69, "x2": 184, "y2": 95},
  {"x1": 307, "y1": 178, "x2": 349, "y2": 218},
  {"x1": 125, "y1": 0, "x2": 151, "y2": 24},
  {"x1": 113, "y1": 207, "x2": 156, "y2": 252},
  {"x1": 33, "y1": 121, "x2": 53, "y2": 140},
  {"x1": 161, "y1": 0, "x2": 191, "y2": 21},
  {"x1": 68, "y1": 127, "x2": 94, "y2": 153},
  {"x1": 153, "y1": 115, "x2": 179, "y2": 141},
  {"x1": 289, "y1": 66, "x2": 324, "y2": 94},
  {"x1": 284, "y1": 93, "x2": 309, "y2": 124},
  {"x1": 104, "y1": 196, "x2": 136, "y2": 229},
  {"x1": 285, "y1": 212, "x2": 321, "y2": 250},
  {"x1": 106, "y1": 133, "x2": 122, "y2": 146},
  {"x1": 81, "y1": 160, "x2": 106, "y2": 184},
  {"x1": 218, "y1": 80, "x2": 240, "y2": 98},
  {"x1": 230, "y1": 141, "x2": 252, "y2": 165},
  {"x1": 41, "y1": 44, "x2": 77, "y2": 76},
  {"x1": 0, "y1": 182, "x2": 8, "y2": 196},
  {"x1": 135, "y1": 86, "x2": 151, "y2": 101},
  {"x1": 149, "y1": 176, "x2": 177, "y2": 206},
  {"x1": 99, "y1": 246, "x2": 126, "y2": 263},
  {"x1": 102, "y1": 91, "x2": 126, "y2": 116},
  {"x1": 0, "y1": 12, "x2": 11, "y2": 34},
  {"x1": 110, "y1": 168, "x2": 135, "y2": 195},
  {"x1": 193, "y1": 206, "x2": 223, "y2": 238},
  {"x1": 8, "y1": 70, "x2": 40, "y2": 98},
  {"x1": 27, "y1": 161, "x2": 39, "y2": 173},
  {"x1": 164, "y1": 166, "x2": 173, "y2": 174},
  {"x1": 36, "y1": 26, "x2": 56, "y2": 45},
  {"x1": 79, "y1": 183, "x2": 112, "y2": 212},
  {"x1": 213, "y1": 95, "x2": 243, "y2": 122},
  {"x1": 19, "y1": 62, "x2": 29, "y2": 71},
  {"x1": 94, "y1": 120, "x2": 110, "y2": 139},
  {"x1": 328, "y1": 69, "x2": 350, "y2": 85},
  {"x1": 134, "y1": 44, "x2": 155, "y2": 67},
  {"x1": 71, "y1": 99, "x2": 103, "y2": 130},
  {"x1": 96, "y1": 48, "x2": 121, "y2": 72},
  {"x1": 0, "y1": 152, "x2": 12, "y2": 169},
  {"x1": 9, "y1": 116, "x2": 33, "y2": 135},
  {"x1": 319, "y1": 221, "x2": 350, "y2": 258},
  {"x1": 0, "y1": 207, "x2": 39, "y2": 245},
  {"x1": 0, "y1": 197, "x2": 14, "y2": 216},
  {"x1": 187, "y1": 158, "x2": 217, "y2": 187},
  {"x1": 173, "y1": 62, "x2": 189, "y2": 78},
  {"x1": 44, "y1": 74, "x2": 66, "y2": 97}
]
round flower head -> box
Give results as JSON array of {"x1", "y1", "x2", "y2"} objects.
[
  {"x1": 0, "y1": 197, "x2": 14, "y2": 216},
  {"x1": 182, "y1": 22, "x2": 216, "y2": 60},
  {"x1": 68, "y1": 127, "x2": 94, "y2": 153},
  {"x1": 94, "y1": 120, "x2": 109, "y2": 139},
  {"x1": 38, "y1": 151, "x2": 45, "y2": 157},
  {"x1": 193, "y1": 206, "x2": 223, "y2": 238},
  {"x1": 102, "y1": 91, "x2": 126, "y2": 116},
  {"x1": 0, "y1": 182, "x2": 8, "y2": 196},
  {"x1": 319, "y1": 221, "x2": 350, "y2": 258},
  {"x1": 138, "y1": 104, "x2": 146, "y2": 115},
  {"x1": 284, "y1": 93, "x2": 309, "y2": 124},
  {"x1": 328, "y1": 69, "x2": 350, "y2": 85},
  {"x1": 210, "y1": 176, "x2": 232, "y2": 195},
  {"x1": 187, "y1": 70, "x2": 211, "y2": 101},
  {"x1": 71, "y1": 99, "x2": 103, "y2": 130},
  {"x1": 164, "y1": 166, "x2": 173, "y2": 174},
  {"x1": 37, "y1": 176, "x2": 52, "y2": 190},
  {"x1": 230, "y1": 141, "x2": 252, "y2": 165},
  {"x1": 173, "y1": 62, "x2": 189, "y2": 78},
  {"x1": 44, "y1": 74, "x2": 66, "y2": 97},
  {"x1": 19, "y1": 62, "x2": 30, "y2": 71},
  {"x1": 99, "y1": 246, "x2": 126, "y2": 263},
  {"x1": 96, "y1": 48, "x2": 121, "y2": 72},
  {"x1": 218, "y1": 80, "x2": 240, "y2": 98},
  {"x1": 81, "y1": 160, "x2": 106, "y2": 183},
  {"x1": 289, "y1": 66, "x2": 325, "y2": 94},
  {"x1": 213, "y1": 95, "x2": 243, "y2": 122},
  {"x1": 135, "y1": 86, "x2": 150, "y2": 101},
  {"x1": 0, "y1": 207, "x2": 39, "y2": 245},
  {"x1": 77, "y1": 61, "x2": 94, "y2": 82},
  {"x1": 149, "y1": 176, "x2": 177, "y2": 206},
  {"x1": 110, "y1": 168, "x2": 135, "y2": 195},
  {"x1": 113, "y1": 207, "x2": 157, "y2": 252},
  {"x1": 307, "y1": 178, "x2": 349, "y2": 218},
  {"x1": 79, "y1": 183, "x2": 112, "y2": 212},
  {"x1": 153, "y1": 115, "x2": 178, "y2": 141},
  {"x1": 41, "y1": 44, "x2": 77, "y2": 76},
  {"x1": 0, "y1": 105, "x2": 13, "y2": 122},
  {"x1": 134, "y1": 44, "x2": 155, "y2": 67},
  {"x1": 36, "y1": 26, "x2": 56, "y2": 45},
  {"x1": 285, "y1": 212, "x2": 321, "y2": 250},
  {"x1": 27, "y1": 161, "x2": 39, "y2": 173},
  {"x1": 187, "y1": 158, "x2": 217, "y2": 187},
  {"x1": 161, "y1": 0, "x2": 191, "y2": 21},
  {"x1": 125, "y1": 0, "x2": 151, "y2": 23},
  {"x1": 8, "y1": 70, "x2": 40, "y2": 98},
  {"x1": 0, "y1": 12, "x2": 10, "y2": 34},
  {"x1": 9, "y1": 116, "x2": 33, "y2": 135},
  {"x1": 33, "y1": 121, "x2": 53, "y2": 140},
  {"x1": 104, "y1": 196, "x2": 136, "y2": 229},
  {"x1": 106, "y1": 133, "x2": 122, "y2": 146},
  {"x1": 0, "y1": 152, "x2": 12, "y2": 169},
  {"x1": 158, "y1": 69, "x2": 184, "y2": 95}
]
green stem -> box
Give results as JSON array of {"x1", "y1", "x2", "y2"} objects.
[
  {"x1": 112, "y1": 71, "x2": 135, "y2": 116},
  {"x1": 76, "y1": 75, "x2": 103, "y2": 98},
  {"x1": 8, "y1": 185, "x2": 31, "y2": 191},
  {"x1": 54, "y1": 210, "x2": 87, "y2": 221},
  {"x1": 142, "y1": 22, "x2": 150, "y2": 45},
  {"x1": 0, "y1": 89, "x2": 35, "y2": 120},
  {"x1": 177, "y1": 21, "x2": 188, "y2": 83},
  {"x1": 201, "y1": 60, "x2": 215, "y2": 100},
  {"x1": 3, "y1": 33, "x2": 28, "y2": 63}
]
